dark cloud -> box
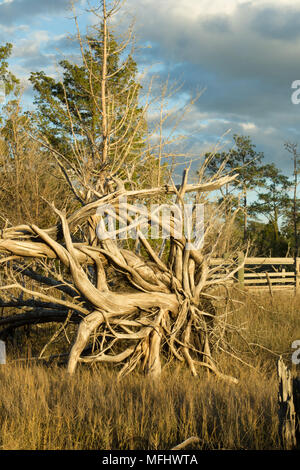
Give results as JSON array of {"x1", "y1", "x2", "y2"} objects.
[
  {"x1": 250, "y1": 6, "x2": 300, "y2": 41},
  {"x1": 134, "y1": 3, "x2": 300, "y2": 84},
  {"x1": 201, "y1": 15, "x2": 231, "y2": 34},
  {"x1": 127, "y1": 0, "x2": 300, "y2": 174},
  {"x1": 21, "y1": 53, "x2": 55, "y2": 70},
  {"x1": 0, "y1": 0, "x2": 71, "y2": 25}
]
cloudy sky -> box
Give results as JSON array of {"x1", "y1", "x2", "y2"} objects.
[{"x1": 1, "y1": 0, "x2": 300, "y2": 177}]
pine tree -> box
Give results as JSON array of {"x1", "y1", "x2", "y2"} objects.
[
  {"x1": 29, "y1": 26, "x2": 147, "y2": 194},
  {"x1": 203, "y1": 134, "x2": 267, "y2": 241},
  {"x1": 249, "y1": 163, "x2": 292, "y2": 246}
]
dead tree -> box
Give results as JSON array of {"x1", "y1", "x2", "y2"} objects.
[{"x1": 0, "y1": 165, "x2": 243, "y2": 383}]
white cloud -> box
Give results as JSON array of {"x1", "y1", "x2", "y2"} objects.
[
  {"x1": 0, "y1": 23, "x2": 28, "y2": 34},
  {"x1": 263, "y1": 127, "x2": 275, "y2": 135},
  {"x1": 12, "y1": 31, "x2": 50, "y2": 58},
  {"x1": 129, "y1": 0, "x2": 300, "y2": 22},
  {"x1": 240, "y1": 122, "x2": 257, "y2": 131}
]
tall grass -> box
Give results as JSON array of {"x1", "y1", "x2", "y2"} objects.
[{"x1": 0, "y1": 291, "x2": 299, "y2": 450}]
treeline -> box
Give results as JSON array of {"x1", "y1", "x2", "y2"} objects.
[{"x1": 203, "y1": 135, "x2": 300, "y2": 257}]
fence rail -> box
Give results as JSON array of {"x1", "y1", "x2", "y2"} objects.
[{"x1": 210, "y1": 255, "x2": 300, "y2": 291}]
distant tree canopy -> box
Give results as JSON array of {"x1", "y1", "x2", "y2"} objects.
[
  {"x1": 249, "y1": 163, "x2": 292, "y2": 242},
  {"x1": 247, "y1": 221, "x2": 289, "y2": 257},
  {"x1": 203, "y1": 134, "x2": 268, "y2": 242},
  {"x1": 203, "y1": 134, "x2": 297, "y2": 257}
]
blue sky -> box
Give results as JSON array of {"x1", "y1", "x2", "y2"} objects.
[{"x1": 1, "y1": 0, "x2": 300, "y2": 183}]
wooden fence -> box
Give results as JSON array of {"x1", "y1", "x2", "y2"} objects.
[{"x1": 210, "y1": 255, "x2": 300, "y2": 291}]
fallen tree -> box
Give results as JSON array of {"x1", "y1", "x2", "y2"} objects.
[{"x1": 0, "y1": 165, "x2": 244, "y2": 383}]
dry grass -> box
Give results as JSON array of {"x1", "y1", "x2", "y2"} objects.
[{"x1": 0, "y1": 290, "x2": 299, "y2": 450}]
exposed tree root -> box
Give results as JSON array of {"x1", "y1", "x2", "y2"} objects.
[{"x1": 0, "y1": 167, "x2": 242, "y2": 384}]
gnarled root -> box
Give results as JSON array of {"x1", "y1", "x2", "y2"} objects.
[
  {"x1": 145, "y1": 327, "x2": 162, "y2": 380},
  {"x1": 67, "y1": 310, "x2": 104, "y2": 374}
]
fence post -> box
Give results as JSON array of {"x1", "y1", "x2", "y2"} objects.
[
  {"x1": 237, "y1": 251, "x2": 245, "y2": 288},
  {"x1": 296, "y1": 258, "x2": 300, "y2": 292},
  {"x1": 277, "y1": 357, "x2": 297, "y2": 449},
  {"x1": 265, "y1": 272, "x2": 273, "y2": 299},
  {"x1": 0, "y1": 340, "x2": 6, "y2": 365}
]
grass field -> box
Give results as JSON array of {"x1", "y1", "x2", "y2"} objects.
[{"x1": 0, "y1": 290, "x2": 299, "y2": 450}]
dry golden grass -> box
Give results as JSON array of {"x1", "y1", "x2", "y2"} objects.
[{"x1": 0, "y1": 290, "x2": 299, "y2": 450}]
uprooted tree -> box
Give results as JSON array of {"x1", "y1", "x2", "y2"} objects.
[
  {"x1": 0, "y1": 0, "x2": 245, "y2": 384},
  {"x1": 0, "y1": 168, "x2": 242, "y2": 383}
]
